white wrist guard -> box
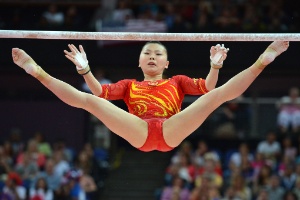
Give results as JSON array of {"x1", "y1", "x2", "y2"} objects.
[
  {"x1": 75, "y1": 54, "x2": 89, "y2": 70},
  {"x1": 210, "y1": 51, "x2": 224, "y2": 66},
  {"x1": 77, "y1": 65, "x2": 91, "y2": 75}
]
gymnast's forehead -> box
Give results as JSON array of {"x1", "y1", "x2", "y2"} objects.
[{"x1": 141, "y1": 42, "x2": 168, "y2": 55}]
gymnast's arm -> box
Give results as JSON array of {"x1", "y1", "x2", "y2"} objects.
[
  {"x1": 81, "y1": 71, "x2": 103, "y2": 96},
  {"x1": 205, "y1": 44, "x2": 229, "y2": 91},
  {"x1": 64, "y1": 44, "x2": 103, "y2": 96}
]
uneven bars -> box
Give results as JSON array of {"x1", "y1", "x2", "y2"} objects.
[{"x1": 0, "y1": 30, "x2": 300, "y2": 41}]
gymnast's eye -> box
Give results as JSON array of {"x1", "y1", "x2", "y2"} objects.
[{"x1": 144, "y1": 52, "x2": 150, "y2": 55}]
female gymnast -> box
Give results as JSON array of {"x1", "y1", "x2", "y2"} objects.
[{"x1": 12, "y1": 41, "x2": 289, "y2": 152}]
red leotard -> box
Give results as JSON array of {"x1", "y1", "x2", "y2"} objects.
[{"x1": 99, "y1": 75, "x2": 208, "y2": 151}]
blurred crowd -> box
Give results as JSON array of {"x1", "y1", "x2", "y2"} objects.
[
  {"x1": 157, "y1": 134, "x2": 300, "y2": 200},
  {"x1": 0, "y1": 130, "x2": 109, "y2": 200},
  {"x1": 0, "y1": 0, "x2": 299, "y2": 33}
]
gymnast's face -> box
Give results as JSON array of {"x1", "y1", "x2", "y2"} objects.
[{"x1": 139, "y1": 43, "x2": 169, "y2": 77}]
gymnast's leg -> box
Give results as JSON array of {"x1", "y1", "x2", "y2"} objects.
[
  {"x1": 12, "y1": 48, "x2": 148, "y2": 148},
  {"x1": 163, "y1": 41, "x2": 289, "y2": 147}
]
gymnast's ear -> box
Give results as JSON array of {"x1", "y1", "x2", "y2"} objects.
[{"x1": 165, "y1": 61, "x2": 169, "y2": 69}]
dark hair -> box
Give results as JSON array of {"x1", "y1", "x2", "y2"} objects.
[
  {"x1": 142, "y1": 41, "x2": 168, "y2": 58},
  {"x1": 35, "y1": 177, "x2": 48, "y2": 190}
]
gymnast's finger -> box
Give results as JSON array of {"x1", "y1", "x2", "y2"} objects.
[
  {"x1": 65, "y1": 54, "x2": 75, "y2": 62},
  {"x1": 79, "y1": 45, "x2": 86, "y2": 54},
  {"x1": 64, "y1": 50, "x2": 73, "y2": 57},
  {"x1": 68, "y1": 44, "x2": 79, "y2": 53}
]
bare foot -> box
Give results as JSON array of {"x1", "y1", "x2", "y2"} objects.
[
  {"x1": 12, "y1": 48, "x2": 39, "y2": 77},
  {"x1": 260, "y1": 41, "x2": 289, "y2": 65}
]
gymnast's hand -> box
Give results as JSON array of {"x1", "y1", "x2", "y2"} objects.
[
  {"x1": 64, "y1": 44, "x2": 89, "y2": 71},
  {"x1": 210, "y1": 44, "x2": 229, "y2": 68}
]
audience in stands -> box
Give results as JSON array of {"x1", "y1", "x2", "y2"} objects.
[
  {"x1": 0, "y1": 133, "x2": 107, "y2": 199},
  {"x1": 158, "y1": 131, "x2": 300, "y2": 199},
  {"x1": 0, "y1": 0, "x2": 298, "y2": 33}
]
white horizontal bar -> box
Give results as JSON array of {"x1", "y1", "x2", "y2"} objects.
[{"x1": 0, "y1": 30, "x2": 299, "y2": 41}]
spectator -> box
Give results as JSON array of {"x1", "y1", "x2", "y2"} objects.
[
  {"x1": 189, "y1": 174, "x2": 212, "y2": 200},
  {"x1": 33, "y1": 132, "x2": 52, "y2": 158},
  {"x1": 282, "y1": 137, "x2": 297, "y2": 161},
  {"x1": 164, "y1": 163, "x2": 180, "y2": 187},
  {"x1": 52, "y1": 139, "x2": 74, "y2": 163},
  {"x1": 79, "y1": 171, "x2": 97, "y2": 200},
  {"x1": 137, "y1": 0, "x2": 159, "y2": 20},
  {"x1": 52, "y1": 150, "x2": 70, "y2": 179},
  {"x1": 278, "y1": 155, "x2": 294, "y2": 176},
  {"x1": 16, "y1": 139, "x2": 46, "y2": 169},
  {"x1": 229, "y1": 174, "x2": 252, "y2": 200},
  {"x1": 265, "y1": 2, "x2": 290, "y2": 32},
  {"x1": 84, "y1": 142, "x2": 109, "y2": 185},
  {"x1": 252, "y1": 165, "x2": 272, "y2": 196},
  {"x1": 160, "y1": 176, "x2": 190, "y2": 200},
  {"x1": 163, "y1": 3, "x2": 177, "y2": 31},
  {"x1": 251, "y1": 152, "x2": 267, "y2": 179},
  {"x1": 0, "y1": 146, "x2": 12, "y2": 174},
  {"x1": 294, "y1": 163, "x2": 300, "y2": 179},
  {"x1": 276, "y1": 87, "x2": 300, "y2": 134},
  {"x1": 58, "y1": 169, "x2": 85, "y2": 200},
  {"x1": 229, "y1": 143, "x2": 254, "y2": 172},
  {"x1": 168, "y1": 13, "x2": 189, "y2": 33},
  {"x1": 281, "y1": 164, "x2": 297, "y2": 190},
  {"x1": 292, "y1": 177, "x2": 300, "y2": 200},
  {"x1": 1, "y1": 172, "x2": 26, "y2": 200},
  {"x1": 176, "y1": 153, "x2": 193, "y2": 186},
  {"x1": 192, "y1": 140, "x2": 208, "y2": 167},
  {"x1": 265, "y1": 174, "x2": 285, "y2": 200},
  {"x1": 207, "y1": 186, "x2": 221, "y2": 200},
  {"x1": 223, "y1": 186, "x2": 241, "y2": 200},
  {"x1": 240, "y1": 155, "x2": 255, "y2": 185},
  {"x1": 213, "y1": 6, "x2": 241, "y2": 32},
  {"x1": 241, "y1": 4, "x2": 264, "y2": 32},
  {"x1": 194, "y1": 158, "x2": 223, "y2": 189},
  {"x1": 256, "y1": 130, "x2": 281, "y2": 167},
  {"x1": 193, "y1": 140, "x2": 220, "y2": 167},
  {"x1": 64, "y1": 6, "x2": 83, "y2": 31},
  {"x1": 14, "y1": 152, "x2": 39, "y2": 187},
  {"x1": 42, "y1": 4, "x2": 64, "y2": 28},
  {"x1": 31, "y1": 159, "x2": 61, "y2": 192},
  {"x1": 8, "y1": 128, "x2": 25, "y2": 158},
  {"x1": 255, "y1": 188, "x2": 269, "y2": 200},
  {"x1": 2, "y1": 141, "x2": 14, "y2": 167},
  {"x1": 111, "y1": 0, "x2": 133, "y2": 23},
  {"x1": 29, "y1": 177, "x2": 54, "y2": 200},
  {"x1": 75, "y1": 149, "x2": 100, "y2": 190}
]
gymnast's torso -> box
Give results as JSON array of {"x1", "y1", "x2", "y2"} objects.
[{"x1": 100, "y1": 75, "x2": 208, "y2": 119}]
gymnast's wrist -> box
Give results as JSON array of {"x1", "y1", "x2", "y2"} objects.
[
  {"x1": 77, "y1": 65, "x2": 91, "y2": 75},
  {"x1": 211, "y1": 62, "x2": 222, "y2": 69}
]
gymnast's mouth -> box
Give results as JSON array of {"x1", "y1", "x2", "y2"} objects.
[{"x1": 148, "y1": 62, "x2": 156, "y2": 66}]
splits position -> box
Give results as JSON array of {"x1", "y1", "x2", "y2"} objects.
[{"x1": 12, "y1": 41, "x2": 289, "y2": 152}]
